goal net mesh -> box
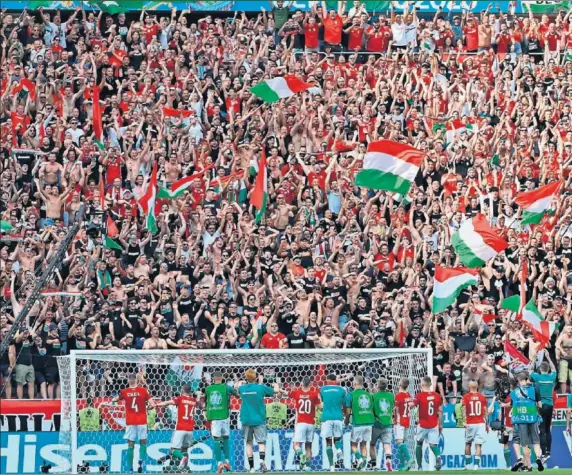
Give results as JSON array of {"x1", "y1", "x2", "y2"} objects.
[{"x1": 57, "y1": 350, "x2": 430, "y2": 473}]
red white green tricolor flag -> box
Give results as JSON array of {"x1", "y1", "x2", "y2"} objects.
[
  {"x1": 451, "y1": 214, "x2": 507, "y2": 268},
  {"x1": 520, "y1": 299, "x2": 557, "y2": 344},
  {"x1": 515, "y1": 180, "x2": 561, "y2": 225},
  {"x1": 157, "y1": 170, "x2": 207, "y2": 199},
  {"x1": 138, "y1": 162, "x2": 158, "y2": 233},
  {"x1": 355, "y1": 140, "x2": 424, "y2": 195},
  {"x1": 250, "y1": 75, "x2": 313, "y2": 103},
  {"x1": 433, "y1": 265, "x2": 479, "y2": 314},
  {"x1": 250, "y1": 150, "x2": 268, "y2": 223},
  {"x1": 446, "y1": 118, "x2": 477, "y2": 143},
  {"x1": 92, "y1": 85, "x2": 104, "y2": 151}
]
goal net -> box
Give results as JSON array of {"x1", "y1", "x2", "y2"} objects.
[{"x1": 57, "y1": 349, "x2": 432, "y2": 473}]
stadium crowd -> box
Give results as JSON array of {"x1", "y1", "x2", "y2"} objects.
[{"x1": 0, "y1": 0, "x2": 571, "y2": 422}]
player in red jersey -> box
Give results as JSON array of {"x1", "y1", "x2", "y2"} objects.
[
  {"x1": 288, "y1": 376, "x2": 322, "y2": 471},
  {"x1": 112, "y1": 373, "x2": 156, "y2": 473},
  {"x1": 156, "y1": 384, "x2": 199, "y2": 470},
  {"x1": 394, "y1": 377, "x2": 413, "y2": 470},
  {"x1": 411, "y1": 376, "x2": 443, "y2": 471},
  {"x1": 461, "y1": 381, "x2": 490, "y2": 470}
]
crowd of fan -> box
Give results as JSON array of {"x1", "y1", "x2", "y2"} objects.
[{"x1": 0, "y1": 0, "x2": 571, "y2": 401}]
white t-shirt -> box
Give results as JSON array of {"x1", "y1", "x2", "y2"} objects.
[
  {"x1": 404, "y1": 20, "x2": 419, "y2": 47},
  {"x1": 391, "y1": 22, "x2": 406, "y2": 46}
]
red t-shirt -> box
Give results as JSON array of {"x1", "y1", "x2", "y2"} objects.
[
  {"x1": 173, "y1": 395, "x2": 198, "y2": 431},
  {"x1": 323, "y1": 14, "x2": 343, "y2": 45},
  {"x1": 395, "y1": 391, "x2": 413, "y2": 428},
  {"x1": 304, "y1": 24, "x2": 320, "y2": 49},
  {"x1": 141, "y1": 24, "x2": 160, "y2": 43},
  {"x1": 412, "y1": 391, "x2": 442, "y2": 429},
  {"x1": 462, "y1": 392, "x2": 488, "y2": 425},
  {"x1": 289, "y1": 389, "x2": 321, "y2": 424},
  {"x1": 545, "y1": 31, "x2": 560, "y2": 51},
  {"x1": 347, "y1": 26, "x2": 364, "y2": 51},
  {"x1": 260, "y1": 332, "x2": 286, "y2": 349},
  {"x1": 464, "y1": 23, "x2": 479, "y2": 51},
  {"x1": 366, "y1": 26, "x2": 390, "y2": 52},
  {"x1": 119, "y1": 386, "x2": 151, "y2": 426}
]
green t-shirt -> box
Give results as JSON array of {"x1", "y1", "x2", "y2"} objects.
[
  {"x1": 147, "y1": 408, "x2": 157, "y2": 430},
  {"x1": 78, "y1": 407, "x2": 100, "y2": 431},
  {"x1": 266, "y1": 401, "x2": 288, "y2": 429},
  {"x1": 238, "y1": 383, "x2": 274, "y2": 426},
  {"x1": 272, "y1": 6, "x2": 290, "y2": 29},
  {"x1": 373, "y1": 391, "x2": 394, "y2": 428},
  {"x1": 320, "y1": 384, "x2": 346, "y2": 422},
  {"x1": 206, "y1": 383, "x2": 236, "y2": 421},
  {"x1": 530, "y1": 372, "x2": 556, "y2": 406},
  {"x1": 346, "y1": 388, "x2": 375, "y2": 426}
]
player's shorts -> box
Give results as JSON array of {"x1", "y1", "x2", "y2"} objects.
[
  {"x1": 293, "y1": 423, "x2": 315, "y2": 443},
  {"x1": 242, "y1": 424, "x2": 267, "y2": 443},
  {"x1": 516, "y1": 422, "x2": 540, "y2": 447},
  {"x1": 372, "y1": 426, "x2": 393, "y2": 445},
  {"x1": 465, "y1": 423, "x2": 487, "y2": 444},
  {"x1": 211, "y1": 418, "x2": 231, "y2": 438},
  {"x1": 321, "y1": 420, "x2": 344, "y2": 439},
  {"x1": 507, "y1": 427, "x2": 515, "y2": 443},
  {"x1": 394, "y1": 424, "x2": 407, "y2": 441},
  {"x1": 415, "y1": 426, "x2": 439, "y2": 445},
  {"x1": 124, "y1": 424, "x2": 148, "y2": 442},
  {"x1": 171, "y1": 430, "x2": 193, "y2": 449},
  {"x1": 351, "y1": 425, "x2": 373, "y2": 443}
]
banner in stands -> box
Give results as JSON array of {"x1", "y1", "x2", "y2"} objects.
[{"x1": 1, "y1": 1, "x2": 570, "y2": 14}]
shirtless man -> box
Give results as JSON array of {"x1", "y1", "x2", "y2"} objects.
[
  {"x1": 15, "y1": 240, "x2": 44, "y2": 274},
  {"x1": 271, "y1": 194, "x2": 295, "y2": 230},
  {"x1": 556, "y1": 325, "x2": 572, "y2": 393},
  {"x1": 142, "y1": 326, "x2": 168, "y2": 350},
  {"x1": 35, "y1": 180, "x2": 72, "y2": 223},
  {"x1": 478, "y1": 15, "x2": 493, "y2": 50},
  {"x1": 318, "y1": 324, "x2": 341, "y2": 349},
  {"x1": 164, "y1": 155, "x2": 182, "y2": 184},
  {"x1": 39, "y1": 153, "x2": 65, "y2": 187}
]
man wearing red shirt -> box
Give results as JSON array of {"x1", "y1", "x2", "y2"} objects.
[
  {"x1": 366, "y1": 17, "x2": 391, "y2": 53},
  {"x1": 303, "y1": 15, "x2": 320, "y2": 51},
  {"x1": 461, "y1": 381, "x2": 490, "y2": 470},
  {"x1": 156, "y1": 384, "x2": 198, "y2": 469},
  {"x1": 463, "y1": 15, "x2": 479, "y2": 52},
  {"x1": 260, "y1": 320, "x2": 287, "y2": 349},
  {"x1": 411, "y1": 376, "x2": 443, "y2": 471},
  {"x1": 289, "y1": 376, "x2": 322, "y2": 470},
  {"x1": 544, "y1": 24, "x2": 560, "y2": 55},
  {"x1": 344, "y1": 18, "x2": 364, "y2": 51},
  {"x1": 394, "y1": 378, "x2": 414, "y2": 470},
  {"x1": 321, "y1": 1, "x2": 343, "y2": 50},
  {"x1": 113, "y1": 373, "x2": 157, "y2": 472}
]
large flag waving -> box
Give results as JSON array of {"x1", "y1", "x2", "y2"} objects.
[
  {"x1": 451, "y1": 214, "x2": 507, "y2": 268},
  {"x1": 250, "y1": 150, "x2": 268, "y2": 223},
  {"x1": 504, "y1": 339, "x2": 530, "y2": 365},
  {"x1": 250, "y1": 75, "x2": 313, "y2": 103},
  {"x1": 432, "y1": 266, "x2": 479, "y2": 314},
  {"x1": 515, "y1": 180, "x2": 561, "y2": 225},
  {"x1": 138, "y1": 162, "x2": 158, "y2": 233},
  {"x1": 92, "y1": 85, "x2": 104, "y2": 150},
  {"x1": 520, "y1": 300, "x2": 557, "y2": 344},
  {"x1": 157, "y1": 169, "x2": 212, "y2": 199},
  {"x1": 355, "y1": 140, "x2": 424, "y2": 195}
]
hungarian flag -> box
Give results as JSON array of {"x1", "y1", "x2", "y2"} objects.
[
  {"x1": 250, "y1": 150, "x2": 268, "y2": 224},
  {"x1": 520, "y1": 300, "x2": 557, "y2": 344},
  {"x1": 107, "y1": 215, "x2": 119, "y2": 237},
  {"x1": 446, "y1": 118, "x2": 477, "y2": 143},
  {"x1": 515, "y1": 180, "x2": 561, "y2": 225},
  {"x1": 355, "y1": 140, "x2": 423, "y2": 195},
  {"x1": 162, "y1": 107, "x2": 195, "y2": 119},
  {"x1": 432, "y1": 265, "x2": 479, "y2": 314},
  {"x1": 250, "y1": 75, "x2": 313, "y2": 103},
  {"x1": 504, "y1": 340, "x2": 529, "y2": 365},
  {"x1": 92, "y1": 85, "x2": 104, "y2": 150},
  {"x1": 12, "y1": 78, "x2": 36, "y2": 99},
  {"x1": 138, "y1": 162, "x2": 158, "y2": 233},
  {"x1": 333, "y1": 139, "x2": 358, "y2": 153},
  {"x1": 501, "y1": 295, "x2": 521, "y2": 313},
  {"x1": 104, "y1": 236, "x2": 123, "y2": 251},
  {"x1": 451, "y1": 214, "x2": 507, "y2": 268},
  {"x1": 526, "y1": 0, "x2": 568, "y2": 13},
  {"x1": 157, "y1": 171, "x2": 206, "y2": 199}
]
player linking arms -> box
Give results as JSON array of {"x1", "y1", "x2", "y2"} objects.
[
  {"x1": 411, "y1": 376, "x2": 443, "y2": 471},
  {"x1": 155, "y1": 384, "x2": 198, "y2": 470},
  {"x1": 288, "y1": 376, "x2": 322, "y2": 471},
  {"x1": 369, "y1": 378, "x2": 395, "y2": 471},
  {"x1": 345, "y1": 375, "x2": 375, "y2": 471},
  {"x1": 205, "y1": 371, "x2": 237, "y2": 473},
  {"x1": 394, "y1": 377, "x2": 413, "y2": 470},
  {"x1": 112, "y1": 373, "x2": 157, "y2": 473},
  {"x1": 238, "y1": 368, "x2": 282, "y2": 473},
  {"x1": 461, "y1": 380, "x2": 489, "y2": 470},
  {"x1": 320, "y1": 373, "x2": 347, "y2": 471}
]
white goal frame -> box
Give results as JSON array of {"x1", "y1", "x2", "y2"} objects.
[{"x1": 61, "y1": 348, "x2": 433, "y2": 472}]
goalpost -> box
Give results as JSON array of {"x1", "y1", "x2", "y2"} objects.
[{"x1": 57, "y1": 349, "x2": 432, "y2": 473}]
